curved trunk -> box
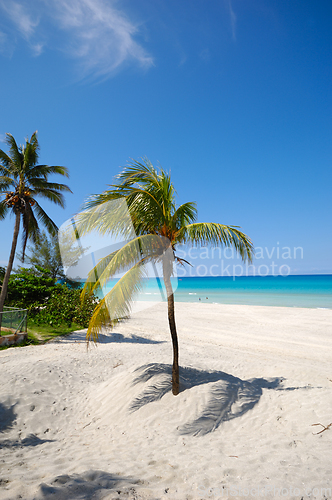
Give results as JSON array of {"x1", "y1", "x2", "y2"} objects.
[
  {"x1": 163, "y1": 258, "x2": 180, "y2": 396},
  {"x1": 0, "y1": 213, "x2": 21, "y2": 323}
]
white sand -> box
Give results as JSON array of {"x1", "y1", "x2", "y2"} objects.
[{"x1": 0, "y1": 302, "x2": 332, "y2": 500}]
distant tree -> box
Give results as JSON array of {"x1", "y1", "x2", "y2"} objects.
[
  {"x1": 0, "y1": 132, "x2": 71, "y2": 315},
  {"x1": 19, "y1": 231, "x2": 65, "y2": 280}
]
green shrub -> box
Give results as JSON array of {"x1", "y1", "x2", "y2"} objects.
[
  {"x1": 33, "y1": 285, "x2": 97, "y2": 328},
  {"x1": 6, "y1": 267, "x2": 97, "y2": 329},
  {"x1": 6, "y1": 266, "x2": 57, "y2": 309}
]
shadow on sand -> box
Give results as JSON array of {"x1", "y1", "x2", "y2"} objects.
[
  {"x1": 0, "y1": 401, "x2": 54, "y2": 449},
  {"x1": 130, "y1": 363, "x2": 313, "y2": 436},
  {"x1": 0, "y1": 402, "x2": 17, "y2": 433},
  {"x1": 0, "y1": 433, "x2": 54, "y2": 449},
  {"x1": 97, "y1": 332, "x2": 165, "y2": 345},
  {"x1": 36, "y1": 470, "x2": 140, "y2": 500},
  {"x1": 52, "y1": 330, "x2": 164, "y2": 345}
]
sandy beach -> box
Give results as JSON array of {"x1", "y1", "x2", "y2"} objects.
[{"x1": 1, "y1": 302, "x2": 332, "y2": 500}]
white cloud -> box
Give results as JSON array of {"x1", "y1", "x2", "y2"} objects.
[
  {"x1": 0, "y1": 0, "x2": 39, "y2": 38},
  {"x1": 31, "y1": 42, "x2": 44, "y2": 56},
  {"x1": 53, "y1": 0, "x2": 153, "y2": 79},
  {"x1": 0, "y1": 0, "x2": 153, "y2": 80}
]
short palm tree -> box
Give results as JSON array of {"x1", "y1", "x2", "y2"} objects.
[
  {"x1": 78, "y1": 159, "x2": 254, "y2": 395},
  {"x1": 0, "y1": 132, "x2": 71, "y2": 314}
]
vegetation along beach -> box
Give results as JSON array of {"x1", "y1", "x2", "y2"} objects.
[{"x1": 0, "y1": 2, "x2": 331, "y2": 499}]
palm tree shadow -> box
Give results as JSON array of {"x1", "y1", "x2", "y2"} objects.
[
  {"x1": 37, "y1": 470, "x2": 140, "y2": 499},
  {"x1": 54, "y1": 331, "x2": 164, "y2": 345},
  {"x1": 98, "y1": 332, "x2": 165, "y2": 345},
  {"x1": 0, "y1": 402, "x2": 54, "y2": 448},
  {"x1": 0, "y1": 402, "x2": 17, "y2": 433},
  {"x1": 0, "y1": 434, "x2": 54, "y2": 449},
  {"x1": 129, "y1": 363, "x2": 305, "y2": 436}
]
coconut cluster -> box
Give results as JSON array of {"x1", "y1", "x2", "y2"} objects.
[{"x1": 5, "y1": 189, "x2": 35, "y2": 209}]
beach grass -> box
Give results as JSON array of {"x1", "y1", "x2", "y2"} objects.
[
  {"x1": 27, "y1": 320, "x2": 85, "y2": 342},
  {"x1": 0, "y1": 320, "x2": 84, "y2": 349}
]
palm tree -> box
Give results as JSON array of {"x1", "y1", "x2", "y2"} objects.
[
  {"x1": 0, "y1": 132, "x2": 71, "y2": 315},
  {"x1": 78, "y1": 159, "x2": 254, "y2": 395}
]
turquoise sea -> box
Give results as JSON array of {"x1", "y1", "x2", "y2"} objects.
[{"x1": 128, "y1": 275, "x2": 332, "y2": 309}]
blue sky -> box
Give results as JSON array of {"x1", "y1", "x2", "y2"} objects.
[{"x1": 0, "y1": 0, "x2": 331, "y2": 275}]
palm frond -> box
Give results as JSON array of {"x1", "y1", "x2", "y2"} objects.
[
  {"x1": 28, "y1": 164, "x2": 70, "y2": 179},
  {"x1": 0, "y1": 176, "x2": 15, "y2": 191},
  {"x1": 126, "y1": 191, "x2": 163, "y2": 234},
  {"x1": 115, "y1": 158, "x2": 159, "y2": 187},
  {"x1": 30, "y1": 188, "x2": 67, "y2": 207},
  {"x1": 178, "y1": 223, "x2": 254, "y2": 262},
  {"x1": 26, "y1": 208, "x2": 41, "y2": 245},
  {"x1": 80, "y1": 249, "x2": 119, "y2": 299},
  {"x1": 82, "y1": 234, "x2": 167, "y2": 299},
  {"x1": 0, "y1": 200, "x2": 9, "y2": 219},
  {"x1": 21, "y1": 202, "x2": 40, "y2": 260},
  {"x1": 5, "y1": 134, "x2": 22, "y2": 173},
  {"x1": 32, "y1": 201, "x2": 58, "y2": 235},
  {"x1": 29, "y1": 180, "x2": 72, "y2": 192},
  {"x1": 112, "y1": 159, "x2": 171, "y2": 208},
  {"x1": 172, "y1": 201, "x2": 197, "y2": 231},
  {"x1": 82, "y1": 162, "x2": 178, "y2": 238},
  {"x1": 21, "y1": 202, "x2": 40, "y2": 261},
  {"x1": 23, "y1": 133, "x2": 39, "y2": 170},
  {"x1": 86, "y1": 262, "x2": 148, "y2": 342},
  {"x1": 0, "y1": 150, "x2": 14, "y2": 171},
  {"x1": 83, "y1": 187, "x2": 163, "y2": 229},
  {"x1": 75, "y1": 198, "x2": 136, "y2": 239},
  {"x1": 28, "y1": 131, "x2": 39, "y2": 154}
]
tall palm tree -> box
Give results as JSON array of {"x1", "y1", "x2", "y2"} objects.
[
  {"x1": 78, "y1": 159, "x2": 254, "y2": 395},
  {"x1": 0, "y1": 132, "x2": 71, "y2": 315}
]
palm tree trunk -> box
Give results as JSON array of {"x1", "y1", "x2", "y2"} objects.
[
  {"x1": 163, "y1": 258, "x2": 180, "y2": 396},
  {"x1": 0, "y1": 213, "x2": 20, "y2": 326}
]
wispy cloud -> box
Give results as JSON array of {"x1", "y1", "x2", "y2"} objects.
[
  {"x1": 31, "y1": 42, "x2": 44, "y2": 57},
  {"x1": 0, "y1": 0, "x2": 40, "y2": 38},
  {"x1": 0, "y1": 30, "x2": 8, "y2": 53},
  {"x1": 226, "y1": 0, "x2": 237, "y2": 41},
  {"x1": 54, "y1": 0, "x2": 153, "y2": 79},
  {"x1": 0, "y1": 0, "x2": 153, "y2": 80}
]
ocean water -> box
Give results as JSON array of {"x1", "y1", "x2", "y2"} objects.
[{"x1": 129, "y1": 275, "x2": 332, "y2": 309}]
